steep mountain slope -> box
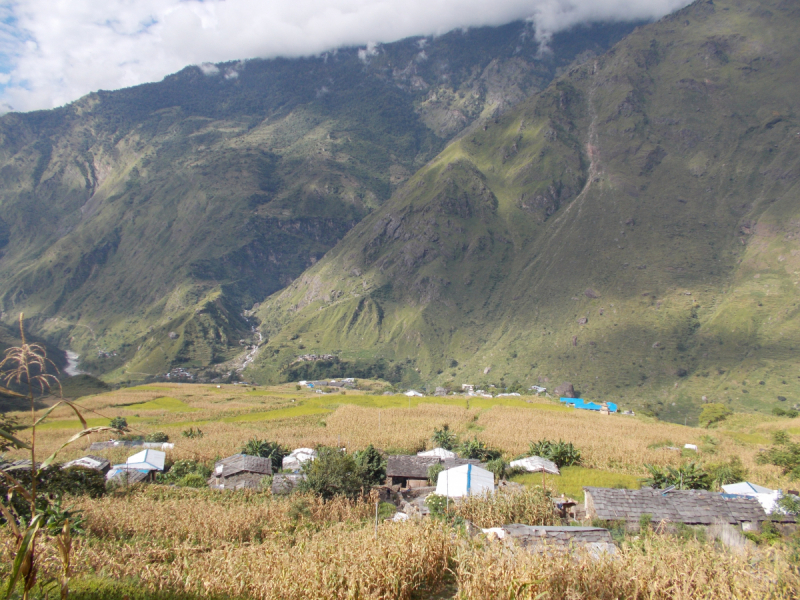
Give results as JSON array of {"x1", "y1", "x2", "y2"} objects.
[
  {"x1": 250, "y1": 0, "x2": 800, "y2": 423},
  {"x1": 0, "y1": 21, "x2": 637, "y2": 380}
]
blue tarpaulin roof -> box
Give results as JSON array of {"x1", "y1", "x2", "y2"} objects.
[{"x1": 560, "y1": 398, "x2": 617, "y2": 412}]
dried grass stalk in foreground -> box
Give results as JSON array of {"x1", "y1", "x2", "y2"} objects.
[
  {"x1": 75, "y1": 520, "x2": 452, "y2": 600},
  {"x1": 455, "y1": 487, "x2": 558, "y2": 529},
  {"x1": 456, "y1": 535, "x2": 800, "y2": 600}
]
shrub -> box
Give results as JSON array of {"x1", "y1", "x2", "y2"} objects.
[
  {"x1": 778, "y1": 493, "x2": 800, "y2": 515},
  {"x1": 706, "y1": 457, "x2": 747, "y2": 490},
  {"x1": 485, "y1": 458, "x2": 511, "y2": 482},
  {"x1": 48, "y1": 466, "x2": 108, "y2": 499},
  {"x1": 109, "y1": 416, "x2": 129, "y2": 430},
  {"x1": 241, "y1": 438, "x2": 288, "y2": 472},
  {"x1": 157, "y1": 459, "x2": 211, "y2": 485},
  {"x1": 181, "y1": 427, "x2": 204, "y2": 439},
  {"x1": 145, "y1": 431, "x2": 169, "y2": 443},
  {"x1": 528, "y1": 439, "x2": 581, "y2": 467},
  {"x1": 698, "y1": 403, "x2": 732, "y2": 428},
  {"x1": 756, "y1": 439, "x2": 800, "y2": 479},
  {"x1": 177, "y1": 473, "x2": 208, "y2": 488}
]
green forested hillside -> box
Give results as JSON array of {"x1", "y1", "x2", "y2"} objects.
[
  {"x1": 250, "y1": 0, "x2": 800, "y2": 423},
  {"x1": 0, "y1": 21, "x2": 634, "y2": 381}
]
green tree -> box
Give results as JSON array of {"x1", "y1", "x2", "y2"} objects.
[
  {"x1": 698, "y1": 403, "x2": 732, "y2": 428},
  {"x1": 299, "y1": 447, "x2": 368, "y2": 500},
  {"x1": 353, "y1": 444, "x2": 386, "y2": 487}
]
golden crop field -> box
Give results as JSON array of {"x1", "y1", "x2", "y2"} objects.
[
  {"x1": 3, "y1": 382, "x2": 800, "y2": 599},
  {"x1": 6, "y1": 382, "x2": 798, "y2": 488}
]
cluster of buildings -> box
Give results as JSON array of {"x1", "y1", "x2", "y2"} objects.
[{"x1": 298, "y1": 379, "x2": 356, "y2": 391}]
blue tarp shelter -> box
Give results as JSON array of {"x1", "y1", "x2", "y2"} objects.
[{"x1": 560, "y1": 398, "x2": 617, "y2": 412}]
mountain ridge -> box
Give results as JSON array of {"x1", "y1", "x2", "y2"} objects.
[
  {"x1": 0, "y1": 20, "x2": 637, "y2": 380},
  {"x1": 247, "y1": 0, "x2": 800, "y2": 423}
]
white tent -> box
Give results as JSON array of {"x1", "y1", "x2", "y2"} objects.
[
  {"x1": 122, "y1": 449, "x2": 165, "y2": 472},
  {"x1": 722, "y1": 481, "x2": 783, "y2": 514},
  {"x1": 404, "y1": 390, "x2": 423, "y2": 397},
  {"x1": 435, "y1": 464, "x2": 494, "y2": 498},
  {"x1": 282, "y1": 448, "x2": 317, "y2": 471},
  {"x1": 509, "y1": 456, "x2": 560, "y2": 475},
  {"x1": 418, "y1": 447, "x2": 457, "y2": 459}
]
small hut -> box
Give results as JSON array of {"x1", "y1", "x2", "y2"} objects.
[{"x1": 208, "y1": 454, "x2": 272, "y2": 490}]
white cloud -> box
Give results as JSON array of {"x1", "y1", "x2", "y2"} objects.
[{"x1": 0, "y1": 0, "x2": 692, "y2": 113}]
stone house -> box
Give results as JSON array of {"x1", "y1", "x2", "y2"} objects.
[{"x1": 208, "y1": 454, "x2": 272, "y2": 490}]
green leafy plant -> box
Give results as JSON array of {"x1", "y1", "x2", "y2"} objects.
[
  {"x1": 427, "y1": 463, "x2": 445, "y2": 486},
  {"x1": 642, "y1": 462, "x2": 711, "y2": 490},
  {"x1": 156, "y1": 459, "x2": 211, "y2": 487},
  {"x1": 108, "y1": 416, "x2": 128, "y2": 431},
  {"x1": 528, "y1": 439, "x2": 582, "y2": 468},
  {"x1": 458, "y1": 438, "x2": 501, "y2": 461},
  {"x1": 299, "y1": 446, "x2": 370, "y2": 500},
  {"x1": 241, "y1": 438, "x2": 288, "y2": 472},
  {"x1": 353, "y1": 444, "x2": 386, "y2": 487},
  {"x1": 705, "y1": 457, "x2": 747, "y2": 490},
  {"x1": 756, "y1": 437, "x2": 800, "y2": 480},
  {"x1": 181, "y1": 427, "x2": 204, "y2": 439},
  {"x1": 431, "y1": 424, "x2": 458, "y2": 451},
  {"x1": 777, "y1": 494, "x2": 800, "y2": 515}
]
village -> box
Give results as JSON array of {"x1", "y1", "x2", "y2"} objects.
[{"x1": 7, "y1": 377, "x2": 792, "y2": 562}]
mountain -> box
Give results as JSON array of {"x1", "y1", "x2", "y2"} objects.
[
  {"x1": 248, "y1": 0, "x2": 800, "y2": 423},
  {"x1": 0, "y1": 21, "x2": 637, "y2": 382}
]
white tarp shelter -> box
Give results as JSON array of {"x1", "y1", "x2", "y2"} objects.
[
  {"x1": 418, "y1": 447, "x2": 457, "y2": 459},
  {"x1": 722, "y1": 481, "x2": 783, "y2": 514},
  {"x1": 509, "y1": 456, "x2": 560, "y2": 475},
  {"x1": 282, "y1": 448, "x2": 317, "y2": 471},
  {"x1": 435, "y1": 464, "x2": 494, "y2": 498},
  {"x1": 111, "y1": 449, "x2": 165, "y2": 473}
]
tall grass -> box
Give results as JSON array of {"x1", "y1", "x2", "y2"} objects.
[
  {"x1": 455, "y1": 535, "x2": 800, "y2": 599},
  {"x1": 455, "y1": 487, "x2": 558, "y2": 528}
]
